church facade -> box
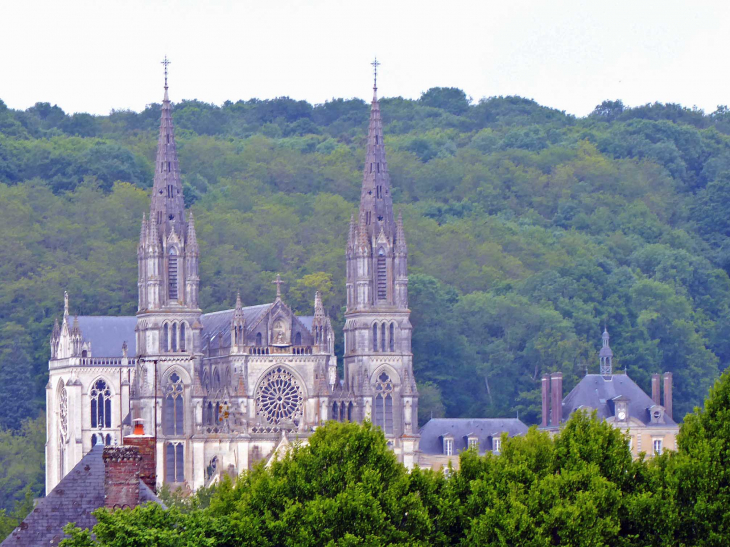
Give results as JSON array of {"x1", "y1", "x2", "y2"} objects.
[{"x1": 45, "y1": 74, "x2": 420, "y2": 493}]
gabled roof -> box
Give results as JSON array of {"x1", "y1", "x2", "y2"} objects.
[
  {"x1": 201, "y1": 304, "x2": 271, "y2": 344},
  {"x1": 562, "y1": 374, "x2": 678, "y2": 427},
  {"x1": 76, "y1": 316, "x2": 137, "y2": 357},
  {"x1": 1, "y1": 446, "x2": 162, "y2": 546},
  {"x1": 419, "y1": 418, "x2": 528, "y2": 455}
]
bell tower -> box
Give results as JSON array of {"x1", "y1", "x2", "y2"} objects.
[
  {"x1": 344, "y1": 60, "x2": 418, "y2": 465},
  {"x1": 134, "y1": 59, "x2": 202, "y2": 463}
]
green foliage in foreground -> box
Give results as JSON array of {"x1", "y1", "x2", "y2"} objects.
[{"x1": 59, "y1": 369, "x2": 730, "y2": 546}]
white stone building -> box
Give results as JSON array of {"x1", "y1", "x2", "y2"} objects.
[{"x1": 45, "y1": 71, "x2": 422, "y2": 493}]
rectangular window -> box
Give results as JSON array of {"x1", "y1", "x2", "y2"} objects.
[
  {"x1": 653, "y1": 439, "x2": 663, "y2": 456},
  {"x1": 493, "y1": 437, "x2": 501, "y2": 454},
  {"x1": 165, "y1": 442, "x2": 184, "y2": 483},
  {"x1": 468, "y1": 438, "x2": 479, "y2": 451},
  {"x1": 444, "y1": 438, "x2": 453, "y2": 456}
]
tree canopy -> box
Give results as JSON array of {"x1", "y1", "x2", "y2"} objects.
[{"x1": 2, "y1": 89, "x2": 730, "y2": 527}]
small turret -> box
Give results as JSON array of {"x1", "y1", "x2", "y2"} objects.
[
  {"x1": 395, "y1": 210, "x2": 407, "y2": 255},
  {"x1": 600, "y1": 326, "x2": 613, "y2": 376},
  {"x1": 231, "y1": 292, "x2": 245, "y2": 352}
]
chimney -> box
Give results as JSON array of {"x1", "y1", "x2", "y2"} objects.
[
  {"x1": 123, "y1": 419, "x2": 156, "y2": 492},
  {"x1": 663, "y1": 372, "x2": 673, "y2": 420},
  {"x1": 103, "y1": 446, "x2": 141, "y2": 510},
  {"x1": 651, "y1": 374, "x2": 661, "y2": 405},
  {"x1": 541, "y1": 375, "x2": 550, "y2": 427},
  {"x1": 550, "y1": 373, "x2": 563, "y2": 427}
]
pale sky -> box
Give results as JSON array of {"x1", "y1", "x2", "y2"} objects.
[{"x1": 2, "y1": 0, "x2": 729, "y2": 117}]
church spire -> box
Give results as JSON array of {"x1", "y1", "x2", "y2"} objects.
[
  {"x1": 149, "y1": 56, "x2": 185, "y2": 240},
  {"x1": 358, "y1": 58, "x2": 395, "y2": 242}
]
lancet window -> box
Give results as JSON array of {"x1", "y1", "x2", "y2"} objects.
[
  {"x1": 163, "y1": 372, "x2": 184, "y2": 435},
  {"x1": 90, "y1": 379, "x2": 111, "y2": 429},
  {"x1": 373, "y1": 372, "x2": 394, "y2": 435}
]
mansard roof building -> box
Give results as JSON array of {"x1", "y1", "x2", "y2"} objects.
[
  {"x1": 45, "y1": 67, "x2": 494, "y2": 494},
  {"x1": 541, "y1": 328, "x2": 680, "y2": 458}
]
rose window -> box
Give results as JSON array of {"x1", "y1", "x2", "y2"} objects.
[
  {"x1": 255, "y1": 367, "x2": 303, "y2": 425},
  {"x1": 59, "y1": 388, "x2": 68, "y2": 440}
]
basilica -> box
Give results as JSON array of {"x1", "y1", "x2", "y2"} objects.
[{"x1": 45, "y1": 71, "x2": 421, "y2": 493}]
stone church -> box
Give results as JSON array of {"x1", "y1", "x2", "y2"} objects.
[{"x1": 45, "y1": 72, "x2": 422, "y2": 493}]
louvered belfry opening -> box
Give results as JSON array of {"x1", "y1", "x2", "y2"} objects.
[
  {"x1": 377, "y1": 254, "x2": 387, "y2": 300},
  {"x1": 168, "y1": 253, "x2": 178, "y2": 300}
]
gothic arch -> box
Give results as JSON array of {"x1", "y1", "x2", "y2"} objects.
[
  {"x1": 88, "y1": 375, "x2": 115, "y2": 396},
  {"x1": 369, "y1": 364, "x2": 401, "y2": 387},
  {"x1": 254, "y1": 364, "x2": 308, "y2": 399},
  {"x1": 254, "y1": 365, "x2": 308, "y2": 425},
  {"x1": 161, "y1": 366, "x2": 191, "y2": 386}
]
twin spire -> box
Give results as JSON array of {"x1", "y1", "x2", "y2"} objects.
[{"x1": 149, "y1": 57, "x2": 185, "y2": 241}]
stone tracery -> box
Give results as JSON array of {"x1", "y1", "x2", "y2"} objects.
[{"x1": 255, "y1": 367, "x2": 303, "y2": 425}]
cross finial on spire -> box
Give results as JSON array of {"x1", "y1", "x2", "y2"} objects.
[
  {"x1": 371, "y1": 57, "x2": 380, "y2": 93},
  {"x1": 272, "y1": 274, "x2": 284, "y2": 298},
  {"x1": 161, "y1": 56, "x2": 171, "y2": 90}
]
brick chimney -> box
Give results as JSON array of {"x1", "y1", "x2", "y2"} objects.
[
  {"x1": 103, "y1": 446, "x2": 141, "y2": 510},
  {"x1": 541, "y1": 374, "x2": 550, "y2": 427},
  {"x1": 123, "y1": 419, "x2": 156, "y2": 492},
  {"x1": 651, "y1": 373, "x2": 661, "y2": 405},
  {"x1": 663, "y1": 372, "x2": 673, "y2": 420},
  {"x1": 550, "y1": 372, "x2": 563, "y2": 427}
]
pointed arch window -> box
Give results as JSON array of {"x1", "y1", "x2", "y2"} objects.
[
  {"x1": 206, "y1": 401, "x2": 213, "y2": 425},
  {"x1": 389, "y1": 323, "x2": 395, "y2": 352},
  {"x1": 295, "y1": 332, "x2": 302, "y2": 346},
  {"x1": 381, "y1": 323, "x2": 386, "y2": 352},
  {"x1": 171, "y1": 323, "x2": 178, "y2": 352},
  {"x1": 163, "y1": 372, "x2": 184, "y2": 435},
  {"x1": 90, "y1": 380, "x2": 111, "y2": 429},
  {"x1": 372, "y1": 324, "x2": 378, "y2": 352},
  {"x1": 180, "y1": 322, "x2": 186, "y2": 352},
  {"x1": 168, "y1": 249, "x2": 178, "y2": 301},
  {"x1": 374, "y1": 372, "x2": 394, "y2": 435},
  {"x1": 256, "y1": 332, "x2": 263, "y2": 347},
  {"x1": 162, "y1": 324, "x2": 168, "y2": 352}
]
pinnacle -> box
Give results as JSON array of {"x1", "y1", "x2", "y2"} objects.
[
  {"x1": 314, "y1": 291, "x2": 325, "y2": 317},
  {"x1": 235, "y1": 291, "x2": 243, "y2": 310}
]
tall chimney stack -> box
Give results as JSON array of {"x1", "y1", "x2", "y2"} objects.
[
  {"x1": 663, "y1": 372, "x2": 673, "y2": 420},
  {"x1": 123, "y1": 419, "x2": 156, "y2": 492},
  {"x1": 541, "y1": 375, "x2": 550, "y2": 427},
  {"x1": 103, "y1": 446, "x2": 141, "y2": 510},
  {"x1": 550, "y1": 373, "x2": 563, "y2": 427},
  {"x1": 651, "y1": 374, "x2": 661, "y2": 405}
]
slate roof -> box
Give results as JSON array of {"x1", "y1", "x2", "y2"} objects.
[
  {"x1": 77, "y1": 316, "x2": 137, "y2": 357},
  {"x1": 1, "y1": 446, "x2": 162, "y2": 547},
  {"x1": 72, "y1": 305, "x2": 315, "y2": 357},
  {"x1": 562, "y1": 373, "x2": 678, "y2": 426},
  {"x1": 419, "y1": 418, "x2": 528, "y2": 455}
]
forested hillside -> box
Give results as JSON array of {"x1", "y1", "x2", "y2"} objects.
[{"x1": 1, "y1": 89, "x2": 730, "y2": 508}]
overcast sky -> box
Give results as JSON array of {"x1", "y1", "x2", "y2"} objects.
[{"x1": 2, "y1": 0, "x2": 729, "y2": 117}]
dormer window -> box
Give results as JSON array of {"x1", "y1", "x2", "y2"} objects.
[
  {"x1": 649, "y1": 405, "x2": 665, "y2": 424},
  {"x1": 467, "y1": 437, "x2": 479, "y2": 451},
  {"x1": 493, "y1": 437, "x2": 501, "y2": 454},
  {"x1": 443, "y1": 436, "x2": 454, "y2": 456}
]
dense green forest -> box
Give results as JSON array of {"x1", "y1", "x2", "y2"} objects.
[
  {"x1": 2, "y1": 87, "x2": 730, "y2": 515},
  {"x1": 60, "y1": 370, "x2": 730, "y2": 545}
]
